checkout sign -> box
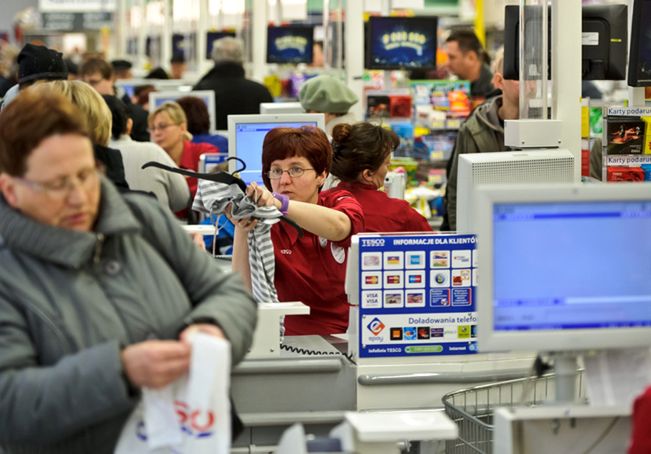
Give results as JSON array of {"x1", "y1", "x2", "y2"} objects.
[{"x1": 357, "y1": 233, "x2": 478, "y2": 358}]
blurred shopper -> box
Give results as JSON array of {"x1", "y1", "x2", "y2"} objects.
[
  {"x1": 176, "y1": 95, "x2": 228, "y2": 154},
  {"x1": 111, "y1": 59, "x2": 133, "y2": 80},
  {"x1": 170, "y1": 51, "x2": 187, "y2": 80},
  {"x1": 34, "y1": 80, "x2": 129, "y2": 191},
  {"x1": 145, "y1": 67, "x2": 169, "y2": 79},
  {"x1": 148, "y1": 101, "x2": 217, "y2": 197},
  {"x1": 445, "y1": 29, "x2": 496, "y2": 100},
  {"x1": 1, "y1": 43, "x2": 68, "y2": 109},
  {"x1": 330, "y1": 122, "x2": 431, "y2": 232},
  {"x1": 442, "y1": 48, "x2": 518, "y2": 231},
  {"x1": 298, "y1": 75, "x2": 359, "y2": 136},
  {"x1": 0, "y1": 89, "x2": 256, "y2": 454},
  {"x1": 0, "y1": 42, "x2": 17, "y2": 97},
  {"x1": 195, "y1": 37, "x2": 273, "y2": 130},
  {"x1": 104, "y1": 94, "x2": 190, "y2": 212},
  {"x1": 80, "y1": 57, "x2": 150, "y2": 142},
  {"x1": 231, "y1": 126, "x2": 364, "y2": 335}
]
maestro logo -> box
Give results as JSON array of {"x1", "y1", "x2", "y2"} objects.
[{"x1": 367, "y1": 317, "x2": 386, "y2": 336}]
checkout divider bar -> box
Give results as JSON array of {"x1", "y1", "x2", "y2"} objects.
[{"x1": 357, "y1": 369, "x2": 531, "y2": 386}]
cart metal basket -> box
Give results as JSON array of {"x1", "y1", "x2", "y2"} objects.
[{"x1": 442, "y1": 370, "x2": 585, "y2": 454}]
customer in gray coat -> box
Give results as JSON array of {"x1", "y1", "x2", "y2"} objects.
[{"x1": 0, "y1": 89, "x2": 257, "y2": 453}]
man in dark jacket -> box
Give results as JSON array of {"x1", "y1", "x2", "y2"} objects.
[
  {"x1": 445, "y1": 29, "x2": 496, "y2": 100},
  {"x1": 194, "y1": 37, "x2": 273, "y2": 130},
  {"x1": 442, "y1": 48, "x2": 519, "y2": 231}
]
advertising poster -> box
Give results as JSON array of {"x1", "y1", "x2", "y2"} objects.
[{"x1": 356, "y1": 233, "x2": 478, "y2": 358}]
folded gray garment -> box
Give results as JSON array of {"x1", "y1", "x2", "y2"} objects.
[
  {"x1": 193, "y1": 180, "x2": 282, "y2": 223},
  {"x1": 193, "y1": 179, "x2": 280, "y2": 305}
]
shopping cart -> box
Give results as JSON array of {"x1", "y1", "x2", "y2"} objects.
[{"x1": 442, "y1": 370, "x2": 586, "y2": 454}]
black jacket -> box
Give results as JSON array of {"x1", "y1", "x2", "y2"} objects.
[
  {"x1": 93, "y1": 144, "x2": 130, "y2": 191},
  {"x1": 194, "y1": 62, "x2": 273, "y2": 130}
]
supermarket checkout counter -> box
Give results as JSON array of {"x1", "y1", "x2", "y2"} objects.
[
  {"x1": 230, "y1": 324, "x2": 533, "y2": 451},
  {"x1": 210, "y1": 256, "x2": 534, "y2": 451}
]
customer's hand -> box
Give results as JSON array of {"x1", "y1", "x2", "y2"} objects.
[
  {"x1": 191, "y1": 232, "x2": 206, "y2": 251},
  {"x1": 179, "y1": 323, "x2": 226, "y2": 344},
  {"x1": 121, "y1": 340, "x2": 191, "y2": 389}
]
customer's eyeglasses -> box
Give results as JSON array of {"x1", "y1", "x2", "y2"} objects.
[
  {"x1": 267, "y1": 166, "x2": 315, "y2": 179},
  {"x1": 17, "y1": 167, "x2": 99, "y2": 199},
  {"x1": 148, "y1": 123, "x2": 175, "y2": 133}
]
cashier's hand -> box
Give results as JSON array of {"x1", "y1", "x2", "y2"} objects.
[
  {"x1": 246, "y1": 182, "x2": 277, "y2": 208},
  {"x1": 179, "y1": 323, "x2": 226, "y2": 344},
  {"x1": 121, "y1": 340, "x2": 191, "y2": 389},
  {"x1": 224, "y1": 203, "x2": 258, "y2": 232}
]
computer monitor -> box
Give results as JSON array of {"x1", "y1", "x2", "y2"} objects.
[
  {"x1": 365, "y1": 16, "x2": 438, "y2": 70},
  {"x1": 266, "y1": 25, "x2": 314, "y2": 64},
  {"x1": 148, "y1": 90, "x2": 217, "y2": 133},
  {"x1": 227, "y1": 113, "x2": 326, "y2": 186},
  {"x1": 259, "y1": 102, "x2": 304, "y2": 114},
  {"x1": 503, "y1": 4, "x2": 627, "y2": 80},
  {"x1": 456, "y1": 149, "x2": 575, "y2": 234},
  {"x1": 228, "y1": 114, "x2": 325, "y2": 184},
  {"x1": 206, "y1": 31, "x2": 237, "y2": 60},
  {"x1": 628, "y1": 0, "x2": 651, "y2": 87},
  {"x1": 172, "y1": 32, "x2": 196, "y2": 62},
  {"x1": 476, "y1": 183, "x2": 651, "y2": 353}
]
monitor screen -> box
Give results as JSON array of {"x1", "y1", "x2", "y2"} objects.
[
  {"x1": 365, "y1": 16, "x2": 438, "y2": 70},
  {"x1": 503, "y1": 5, "x2": 627, "y2": 81},
  {"x1": 227, "y1": 114, "x2": 326, "y2": 185},
  {"x1": 149, "y1": 90, "x2": 217, "y2": 133},
  {"x1": 266, "y1": 25, "x2": 314, "y2": 64},
  {"x1": 206, "y1": 31, "x2": 237, "y2": 60},
  {"x1": 476, "y1": 183, "x2": 651, "y2": 352},
  {"x1": 628, "y1": 0, "x2": 651, "y2": 87},
  {"x1": 172, "y1": 33, "x2": 196, "y2": 62}
]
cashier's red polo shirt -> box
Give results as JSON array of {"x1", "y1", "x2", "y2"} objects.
[
  {"x1": 337, "y1": 181, "x2": 432, "y2": 233},
  {"x1": 272, "y1": 188, "x2": 365, "y2": 336}
]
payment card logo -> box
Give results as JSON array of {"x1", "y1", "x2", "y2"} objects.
[{"x1": 367, "y1": 317, "x2": 386, "y2": 335}]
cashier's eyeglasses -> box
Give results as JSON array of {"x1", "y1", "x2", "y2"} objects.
[{"x1": 267, "y1": 166, "x2": 315, "y2": 179}]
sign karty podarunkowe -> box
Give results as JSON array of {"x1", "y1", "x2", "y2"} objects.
[{"x1": 356, "y1": 233, "x2": 478, "y2": 358}]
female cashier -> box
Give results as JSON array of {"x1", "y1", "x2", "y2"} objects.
[
  {"x1": 231, "y1": 126, "x2": 365, "y2": 336},
  {"x1": 330, "y1": 122, "x2": 432, "y2": 232}
]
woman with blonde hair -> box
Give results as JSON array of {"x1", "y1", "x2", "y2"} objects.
[
  {"x1": 148, "y1": 101, "x2": 217, "y2": 196},
  {"x1": 33, "y1": 79, "x2": 129, "y2": 190}
]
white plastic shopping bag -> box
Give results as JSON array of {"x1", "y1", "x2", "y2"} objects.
[{"x1": 114, "y1": 333, "x2": 231, "y2": 454}]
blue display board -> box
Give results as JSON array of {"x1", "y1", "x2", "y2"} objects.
[
  {"x1": 356, "y1": 233, "x2": 477, "y2": 358},
  {"x1": 266, "y1": 25, "x2": 314, "y2": 64},
  {"x1": 366, "y1": 16, "x2": 438, "y2": 70}
]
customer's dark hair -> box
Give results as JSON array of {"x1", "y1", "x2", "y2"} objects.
[
  {"x1": 446, "y1": 29, "x2": 491, "y2": 65},
  {"x1": 102, "y1": 94, "x2": 129, "y2": 140},
  {"x1": 176, "y1": 96, "x2": 211, "y2": 135},
  {"x1": 330, "y1": 122, "x2": 399, "y2": 183},
  {"x1": 79, "y1": 57, "x2": 114, "y2": 80}
]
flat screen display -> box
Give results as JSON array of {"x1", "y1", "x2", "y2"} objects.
[
  {"x1": 266, "y1": 25, "x2": 314, "y2": 64},
  {"x1": 366, "y1": 16, "x2": 438, "y2": 70},
  {"x1": 628, "y1": 0, "x2": 651, "y2": 86},
  {"x1": 492, "y1": 200, "x2": 651, "y2": 331},
  {"x1": 234, "y1": 121, "x2": 319, "y2": 184}
]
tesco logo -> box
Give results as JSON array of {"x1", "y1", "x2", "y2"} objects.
[{"x1": 135, "y1": 400, "x2": 217, "y2": 441}]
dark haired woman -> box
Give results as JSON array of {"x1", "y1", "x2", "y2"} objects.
[
  {"x1": 231, "y1": 126, "x2": 365, "y2": 335},
  {"x1": 331, "y1": 122, "x2": 432, "y2": 232}
]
